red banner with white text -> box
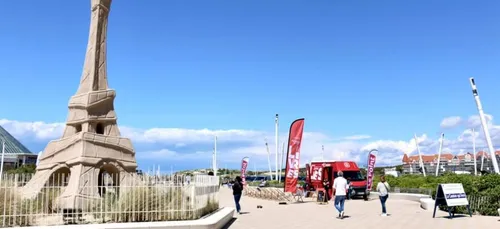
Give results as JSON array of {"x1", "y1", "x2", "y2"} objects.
[
  {"x1": 284, "y1": 118, "x2": 305, "y2": 193},
  {"x1": 366, "y1": 152, "x2": 377, "y2": 190},
  {"x1": 310, "y1": 164, "x2": 323, "y2": 182},
  {"x1": 241, "y1": 157, "x2": 249, "y2": 185}
]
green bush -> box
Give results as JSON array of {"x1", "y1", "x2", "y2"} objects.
[
  {"x1": 6, "y1": 165, "x2": 36, "y2": 175},
  {"x1": 267, "y1": 180, "x2": 282, "y2": 187},
  {"x1": 247, "y1": 180, "x2": 304, "y2": 188},
  {"x1": 375, "y1": 173, "x2": 500, "y2": 216}
]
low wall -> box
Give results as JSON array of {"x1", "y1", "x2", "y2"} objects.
[
  {"x1": 371, "y1": 191, "x2": 433, "y2": 211},
  {"x1": 420, "y1": 198, "x2": 435, "y2": 210},
  {"x1": 370, "y1": 191, "x2": 430, "y2": 202}
]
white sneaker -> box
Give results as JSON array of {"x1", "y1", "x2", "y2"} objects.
[
  {"x1": 340, "y1": 211, "x2": 345, "y2": 218},
  {"x1": 381, "y1": 213, "x2": 387, "y2": 216}
]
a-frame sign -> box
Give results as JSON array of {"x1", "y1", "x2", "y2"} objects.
[{"x1": 433, "y1": 183, "x2": 472, "y2": 219}]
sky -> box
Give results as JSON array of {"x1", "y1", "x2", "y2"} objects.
[{"x1": 1, "y1": 0, "x2": 500, "y2": 172}]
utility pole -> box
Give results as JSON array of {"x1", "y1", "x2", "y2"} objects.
[
  {"x1": 435, "y1": 133, "x2": 444, "y2": 176},
  {"x1": 414, "y1": 134, "x2": 426, "y2": 177},
  {"x1": 0, "y1": 141, "x2": 5, "y2": 185},
  {"x1": 469, "y1": 77, "x2": 500, "y2": 174},
  {"x1": 265, "y1": 138, "x2": 273, "y2": 180},
  {"x1": 275, "y1": 114, "x2": 279, "y2": 180},
  {"x1": 472, "y1": 129, "x2": 477, "y2": 176},
  {"x1": 321, "y1": 145, "x2": 325, "y2": 161},
  {"x1": 213, "y1": 135, "x2": 217, "y2": 176}
]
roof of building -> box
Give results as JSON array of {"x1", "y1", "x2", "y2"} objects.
[
  {"x1": 0, "y1": 125, "x2": 33, "y2": 155},
  {"x1": 402, "y1": 151, "x2": 500, "y2": 164}
]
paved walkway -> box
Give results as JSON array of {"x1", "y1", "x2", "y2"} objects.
[{"x1": 219, "y1": 187, "x2": 498, "y2": 228}]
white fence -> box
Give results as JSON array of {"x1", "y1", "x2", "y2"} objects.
[{"x1": 0, "y1": 173, "x2": 220, "y2": 227}]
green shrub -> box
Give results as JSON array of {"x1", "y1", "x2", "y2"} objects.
[
  {"x1": 6, "y1": 165, "x2": 36, "y2": 175},
  {"x1": 247, "y1": 180, "x2": 303, "y2": 189},
  {"x1": 263, "y1": 180, "x2": 284, "y2": 188},
  {"x1": 376, "y1": 173, "x2": 500, "y2": 216},
  {"x1": 247, "y1": 181, "x2": 261, "y2": 187}
]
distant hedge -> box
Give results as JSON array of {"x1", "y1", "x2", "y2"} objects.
[
  {"x1": 247, "y1": 180, "x2": 304, "y2": 188},
  {"x1": 374, "y1": 173, "x2": 500, "y2": 216}
]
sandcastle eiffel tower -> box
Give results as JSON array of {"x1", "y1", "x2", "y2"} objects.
[{"x1": 23, "y1": 0, "x2": 138, "y2": 209}]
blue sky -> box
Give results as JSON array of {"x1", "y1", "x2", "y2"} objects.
[{"x1": 1, "y1": 0, "x2": 500, "y2": 172}]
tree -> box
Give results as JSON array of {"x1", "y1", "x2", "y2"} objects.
[
  {"x1": 395, "y1": 165, "x2": 403, "y2": 173},
  {"x1": 7, "y1": 164, "x2": 36, "y2": 174}
]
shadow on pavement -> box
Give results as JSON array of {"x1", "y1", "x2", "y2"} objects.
[
  {"x1": 436, "y1": 215, "x2": 471, "y2": 219},
  {"x1": 221, "y1": 218, "x2": 237, "y2": 229}
]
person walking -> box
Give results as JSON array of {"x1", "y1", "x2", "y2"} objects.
[
  {"x1": 322, "y1": 179, "x2": 331, "y2": 202},
  {"x1": 376, "y1": 175, "x2": 390, "y2": 216},
  {"x1": 346, "y1": 177, "x2": 352, "y2": 200},
  {"x1": 332, "y1": 171, "x2": 348, "y2": 219},
  {"x1": 232, "y1": 176, "x2": 243, "y2": 214}
]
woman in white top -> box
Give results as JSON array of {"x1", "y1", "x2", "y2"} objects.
[{"x1": 376, "y1": 175, "x2": 390, "y2": 216}]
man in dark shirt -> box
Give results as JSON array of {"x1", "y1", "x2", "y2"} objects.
[
  {"x1": 346, "y1": 177, "x2": 352, "y2": 200},
  {"x1": 323, "y1": 179, "x2": 330, "y2": 202},
  {"x1": 232, "y1": 176, "x2": 243, "y2": 214}
]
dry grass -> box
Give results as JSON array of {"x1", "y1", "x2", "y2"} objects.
[
  {"x1": 198, "y1": 198, "x2": 220, "y2": 218},
  {"x1": 0, "y1": 174, "x2": 220, "y2": 227},
  {"x1": 93, "y1": 186, "x2": 203, "y2": 223},
  {"x1": 32, "y1": 188, "x2": 63, "y2": 213},
  {"x1": 0, "y1": 187, "x2": 33, "y2": 226}
]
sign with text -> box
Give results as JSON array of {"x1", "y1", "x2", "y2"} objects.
[
  {"x1": 310, "y1": 164, "x2": 323, "y2": 181},
  {"x1": 441, "y1": 183, "x2": 469, "y2": 206},
  {"x1": 433, "y1": 183, "x2": 471, "y2": 218},
  {"x1": 365, "y1": 152, "x2": 377, "y2": 190},
  {"x1": 240, "y1": 157, "x2": 249, "y2": 185},
  {"x1": 284, "y1": 118, "x2": 305, "y2": 193}
]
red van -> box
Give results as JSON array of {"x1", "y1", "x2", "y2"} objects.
[{"x1": 307, "y1": 160, "x2": 369, "y2": 200}]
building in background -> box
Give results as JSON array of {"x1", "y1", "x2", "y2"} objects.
[
  {"x1": 402, "y1": 151, "x2": 500, "y2": 175},
  {"x1": 0, "y1": 125, "x2": 38, "y2": 169},
  {"x1": 384, "y1": 167, "x2": 400, "y2": 177}
]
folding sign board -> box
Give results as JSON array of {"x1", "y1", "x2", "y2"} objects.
[{"x1": 433, "y1": 183, "x2": 472, "y2": 218}]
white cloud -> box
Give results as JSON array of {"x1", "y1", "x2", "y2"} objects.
[
  {"x1": 0, "y1": 119, "x2": 64, "y2": 140},
  {"x1": 1, "y1": 114, "x2": 500, "y2": 168},
  {"x1": 140, "y1": 149, "x2": 211, "y2": 161},
  {"x1": 465, "y1": 114, "x2": 493, "y2": 129},
  {"x1": 121, "y1": 126, "x2": 263, "y2": 144},
  {"x1": 341, "y1": 135, "x2": 371, "y2": 140},
  {"x1": 440, "y1": 116, "x2": 462, "y2": 129},
  {"x1": 174, "y1": 143, "x2": 187, "y2": 148}
]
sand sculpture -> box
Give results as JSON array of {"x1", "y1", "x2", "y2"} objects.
[{"x1": 23, "y1": 0, "x2": 138, "y2": 210}]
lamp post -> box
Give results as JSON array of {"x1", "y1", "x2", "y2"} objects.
[{"x1": 469, "y1": 77, "x2": 499, "y2": 174}]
